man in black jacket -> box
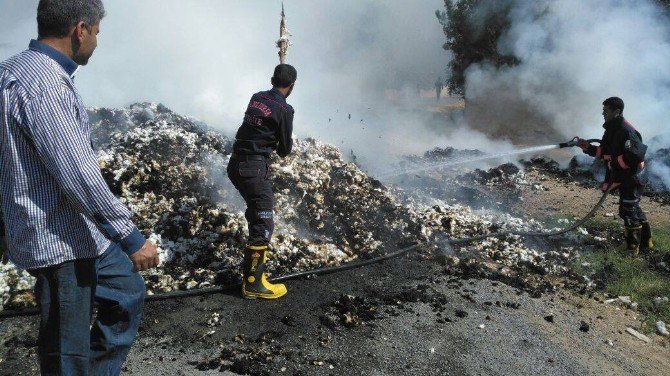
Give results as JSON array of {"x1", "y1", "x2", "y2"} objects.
[
  {"x1": 578, "y1": 97, "x2": 652, "y2": 255},
  {"x1": 227, "y1": 64, "x2": 296, "y2": 299}
]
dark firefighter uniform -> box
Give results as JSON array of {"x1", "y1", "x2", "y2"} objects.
[
  {"x1": 227, "y1": 87, "x2": 294, "y2": 299},
  {"x1": 583, "y1": 116, "x2": 652, "y2": 254}
]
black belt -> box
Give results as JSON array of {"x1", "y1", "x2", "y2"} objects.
[{"x1": 230, "y1": 153, "x2": 267, "y2": 161}]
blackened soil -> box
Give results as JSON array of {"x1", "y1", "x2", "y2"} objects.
[{"x1": 3, "y1": 250, "x2": 669, "y2": 376}]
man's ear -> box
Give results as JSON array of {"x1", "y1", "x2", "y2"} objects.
[
  {"x1": 73, "y1": 21, "x2": 89, "y2": 41},
  {"x1": 284, "y1": 82, "x2": 294, "y2": 97}
]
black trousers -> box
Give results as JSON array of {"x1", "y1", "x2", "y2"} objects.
[
  {"x1": 618, "y1": 184, "x2": 647, "y2": 227},
  {"x1": 227, "y1": 158, "x2": 274, "y2": 245}
]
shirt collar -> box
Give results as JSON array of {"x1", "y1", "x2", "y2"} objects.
[
  {"x1": 603, "y1": 115, "x2": 624, "y2": 130},
  {"x1": 270, "y1": 87, "x2": 286, "y2": 100},
  {"x1": 29, "y1": 39, "x2": 79, "y2": 78}
]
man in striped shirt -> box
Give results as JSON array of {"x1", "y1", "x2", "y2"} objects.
[{"x1": 0, "y1": 1, "x2": 158, "y2": 374}]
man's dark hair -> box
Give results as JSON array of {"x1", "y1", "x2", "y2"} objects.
[
  {"x1": 603, "y1": 97, "x2": 624, "y2": 114},
  {"x1": 37, "y1": 0, "x2": 106, "y2": 39},
  {"x1": 271, "y1": 64, "x2": 297, "y2": 88}
]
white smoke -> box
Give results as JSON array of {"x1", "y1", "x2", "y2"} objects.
[
  {"x1": 465, "y1": 0, "x2": 670, "y2": 139},
  {"x1": 649, "y1": 161, "x2": 670, "y2": 189},
  {"x1": 648, "y1": 133, "x2": 670, "y2": 190},
  {"x1": 461, "y1": 0, "x2": 670, "y2": 188},
  {"x1": 1, "y1": 0, "x2": 501, "y2": 171},
  {"x1": 4, "y1": 1, "x2": 666, "y2": 180}
]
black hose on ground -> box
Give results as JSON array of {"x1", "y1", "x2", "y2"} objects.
[{"x1": 0, "y1": 191, "x2": 609, "y2": 319}]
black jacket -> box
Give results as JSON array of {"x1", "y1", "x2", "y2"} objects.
[
  {"x1": 233, "y1": 88, "x2": 294, "y2": 158},
  {"x1": 584, "y1": 116, "x2": 647, "y2": 187}
]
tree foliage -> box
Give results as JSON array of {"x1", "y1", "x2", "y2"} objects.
[{"x1": 435, "y1": 0, "x2": 518, "y2": 97}]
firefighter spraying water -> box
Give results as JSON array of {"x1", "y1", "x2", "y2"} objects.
[
  {"x1": 572, "y1": 97, "x2": 653, "y2": 256},
  {"x1": 377, "y1": 144, "x2": 561, "y2": 180}
]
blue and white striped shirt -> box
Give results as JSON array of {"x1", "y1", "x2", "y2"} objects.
[{"x1": 0, "y1": 40, "x2": 145, "y2": 270}]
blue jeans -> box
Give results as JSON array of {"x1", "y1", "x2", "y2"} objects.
[{"x1": 30, "y1": 242, "x2": 146, "y2": 376}]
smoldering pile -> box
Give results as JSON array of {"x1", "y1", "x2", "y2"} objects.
[
  {"x1": 93, "y1": 103, "x2": 425, "y2": 294},
  {"x1": 0, "y1": 103, "x2": 424, "y2": 309},
  {"x1": 420, "y1": 146, "x2": 483, "y2": 161},
  {"x1": 387, "y1": 146, "x2": 533, "y2": 212},
  {"x1": 0, "y1": 103, "x2": 590, "y2": 311}
]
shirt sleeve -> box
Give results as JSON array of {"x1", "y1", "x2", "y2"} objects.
[
  {"x1": 22, "y1": 85, "x2": 145, "y2": 255},
  {"x1": 614, "y1": 129, "x2": 647, "y2": 171},
  {"x1": 276, "y1": 106, "x2": 294, "y2": 158},
  {"x1": 583, "y1": 133, "x2": 605, "y2": 159}
]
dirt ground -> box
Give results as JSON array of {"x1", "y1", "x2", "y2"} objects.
[{"x1": 517, "y1": 168, "x2": 670, "y2": 229}]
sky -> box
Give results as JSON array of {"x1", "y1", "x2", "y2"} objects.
[
  {"x1": 1, "y1": 0, "x2": 669, "y2": 177},
  {"x1": 0, "y1": 0, "x2": 456, "y2": 167}
]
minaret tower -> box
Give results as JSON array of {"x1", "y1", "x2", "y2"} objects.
[{"x1": 276, "y1": 2, "x2": 292, "y2": 64}]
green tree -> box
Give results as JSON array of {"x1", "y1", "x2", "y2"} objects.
[{"x1": 435, "y1": 0, "x2": 518, "y2": 97}]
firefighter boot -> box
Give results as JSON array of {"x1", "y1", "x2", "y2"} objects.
[
  {"x1": 624, "y1": 225, "x2": 642, "y2": 257},
  {"x1": 242, "y1": 245, "x2": 287, "y2": 299},
  {"x1": 640, "y1": 221, "x2": 654, "y2": 253}
]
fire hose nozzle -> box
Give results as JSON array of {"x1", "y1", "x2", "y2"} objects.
[{"x1": 559, "y1": 137, "x2": 601, "y2": 148}]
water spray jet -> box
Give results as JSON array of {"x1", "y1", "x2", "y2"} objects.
[
  {"x1": 377, "y1": 138, "x2": 603, "y2": 180},
  {"x1": 378, "y1": 144, "x2": 558, "y2": 180}
]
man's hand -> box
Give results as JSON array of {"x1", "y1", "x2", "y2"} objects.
[{"x1": 129, "y1": 240, "x2": 159, "y2": 271}]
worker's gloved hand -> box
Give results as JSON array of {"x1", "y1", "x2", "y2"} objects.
[
  {"x1": 129, "y1": 240, "x2": 160, "y2": 271},
  {"x1": 576, "y1": 137, "x2": 590, "y2": 151}
]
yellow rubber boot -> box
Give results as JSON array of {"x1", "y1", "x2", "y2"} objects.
[{"x1": 242, "y1": 245, "x2": 287, "y2": 299}]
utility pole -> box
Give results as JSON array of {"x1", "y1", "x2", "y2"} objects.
[{"x1": 276, "y1": 2, "x2": 292, "y2": 64}]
